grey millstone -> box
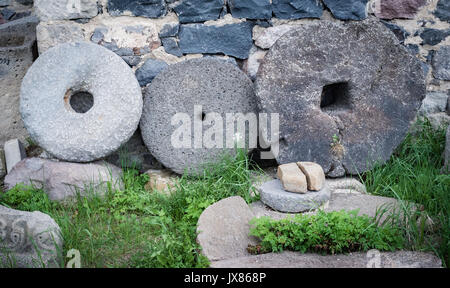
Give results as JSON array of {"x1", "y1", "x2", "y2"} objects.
[
  {"x1": 322, "y1": 0, "x2": 368, "y2": 20},
  {"x1": 140, "y1": 58, "x2": 257, "y2": 175},
  {"x1": 255, "y1": 20, "x2": 425, "y2": 176},
  {"x1": 4, "y1": 158, "x2": 123, "y2": 201},
  {"x1": 173, "y1": 0, "x2": 223, "y2": 23},
  {"x1": 161, "y1": 37, "x2": 183, "y2": 57},
  {"x1": 211, "y1": 251, "x2": 442, "y2": 268},
  {"x1": 432, "y1": 46, "x2": 450, "y2": 80},
  {"x1": 419, "y1": 92, "x2": 448, "y2": 116},
  {"x1": 229, "y1": 0, "x2": 272, "y2": 20},
  {"x1": 20, "y1": 42, "x2": 143, "y2": 162},
  {"x1": 108, "y1": 0, "x2": 166, "y2": 18},
  {"x1": 0, "y1": 16, "x2": 38, "y2": 146},
  {"x1": 34, "y1": 0, "x2": 98, "y2": 21},
  {"x1": 135, "y1": 58, "x2": 168, "y2": 87},
  {"x1": 179, "y1": 22, "x2": 254, "y2": 59},
  {"x1": 272, "y1": 0, "x2": 323, "y2": 19},
  {"x1": 420, "y1": 28, "x2": 450, "y2": 46},
  {"x1": 259, "y1": 179, "x2": 331, "y2": 213},
  {"x1": 0, "y1": 205, "x2": 63, "y2": 268},
  {"x1": 434, "y1": 0, "x2": 450, "y2": 22},
  {"x1": 443, "y1": 126, "x2": 450, "y2": 173},
  {"x1": 197, "y1": 196, "x2": 258, "y2": 262}
]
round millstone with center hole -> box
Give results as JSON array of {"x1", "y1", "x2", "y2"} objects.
[
  {"x1": 140, "y1": 58, "x2": 258, "y2": 175},
  {"x1": 20, "y1": 42, "x2": 143, "y2": 162},
  {"x1": 255, "y1": 19, "x2": 425, "y2": 177}
]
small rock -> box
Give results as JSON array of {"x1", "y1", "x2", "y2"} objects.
[
  {"x1": 432, "y1": 46, "x2": 450, "y2": 80},
  {"x1": 381, "y1": 21, "x2": 410, "y2": 43},
  {"x1": 4, "y1": 158, "x2": 123, "y2": 201},
  {"x1": 1, "y1": 8, "x2": 15, "y2": 20},
  {"x1": 322, "y1": 0, "x2": 368, "y2": 20},
  {"x1": 0, "y1": 149, "x2": 6, "y2": 178},
  {"x1": 326, "y1": 177, "x2": 367, "y2": 194},
  {"x1": 34, "y1": 0, "x2": 98, "y2": 21},
  {"x1": 443, "y1": 126, "x2": 450, "y2": 173},
  {"x1": 211, "y1": 250, "x2": 442, "y2": 268},
  {"x1": 173, "y1": 0, "x2": 223, "y2": 23},
  {"x1": 0, "y1": 205, "x2": 63, "y2": 268},
  {"x1": 161, "y1": 37, "x2": 183, "y2": 57},
  {"x1": 254, "y1": 25, "x2": 294, "y2": 49},
  {"x1": 159, "y1": 23, "x2": 179, "y2": 38},
  {"x1": 297, "y1": 162, "x2": 325, "y2": 191},
  {"x1": 427, "y1": 113, "x2": 450, "y2": 130},
  {"x1": 243, "y1": 46, "x2": 267, "y2": 80},
  {"x1": 420, "y1": 28, "x2": 450, "y2": 46},
  {"x1": 374, "y1": 0, "x2": 426, "y2": 19},
  {"x1": 197, "y1": 196, "x2": 258, "y2": 262},
  {"x1": 272, "y1": 0, "x2": 323, "y2": 19},
  {"x1": 108, "y1": 0, "x2": 166, "y2": 18},
  {"x1": 277, "y1": 163, "x2": 307, "y2": 193},
  {"x1": 229, "y1": 0, "x2": 272, "y2": 20},
  {"x1": 121, "y1": 55, "x2": 141, "y2": 67},
  {"x1": 419, "y1": 92, "x2": 448, "y2": 116},
  {"x1": 0, "y1": 0, "x2": 10, "y2": 7},
  {"x1": 3, "y1": 139, "x2": 26, "y2": 174},
  {"x1": 259, "y1": 179, "x2": 331, "y2": 213},
  {"x1": 434, "y1": 0, "x2": 450, "y2": 22},
  {"x1": 144, "y1": 169, "x2": 177, "y2": 193},
  {"x1": 135, "y1": 58, "x2": 168, "y2": 87},
  {"x1": 179, "y1": 22, "x2": 254, "y2": 59}
]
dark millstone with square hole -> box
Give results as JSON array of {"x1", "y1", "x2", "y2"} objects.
[{"x1": 255, "y1": 20, "x2": 425, "y2": 177}]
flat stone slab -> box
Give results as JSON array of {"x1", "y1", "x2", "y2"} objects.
[
  {"x1": 0, "y1": 205, "x2": 63, "y2": 268},
  {"x1": 3, "y1": 139, "x2": 26, "y2": 173},
  {"x1": 259, "y1": 179, "x2": 331, "y2": 213},
  {"x1": 20, "y1": 42, "x2": 143, "y2": 162},
  {"x1": 4, "y1": 157, "x2": 123, "y2": 201},
  {"x1": 140, "y1": 58, "x2": 257, "y2": 175},
  {"x1": 255, "y1": 19, "x2": 425, "y2": 177},
  {"x1": 210, "y1": 250, "x2": 442, "y2": 268},
  {"x1": 197, "y1": 196, "x2": 258, "y2": 262}
]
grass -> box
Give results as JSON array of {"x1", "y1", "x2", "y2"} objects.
[
  {"x1": 0, "y1": 150, "x2": 259, "y2": 268},
  {"x1": 361, "y1": 119, "x2": 450, "y2": 267}
]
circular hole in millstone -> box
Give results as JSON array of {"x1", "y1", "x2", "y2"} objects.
[{"x1": 68, "y1": 91, "x2": 94, "y2": 113}]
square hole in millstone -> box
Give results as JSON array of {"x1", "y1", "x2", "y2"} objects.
[{"x1": 320, "y1": 82, "x2": 351, "y2": 113}]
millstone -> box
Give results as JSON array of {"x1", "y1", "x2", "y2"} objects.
[
  {"x1": 20, "y1": 42, "x2": 143, "y2": 162},
  {"x1": 255, "y1": 19, "x2": 425, "y2": 177},
  {"x1": 140, "y1": 58, "x2": 257, "y2": 175},
  {"x1": 259, "y1": 179, "x2": 331, "y2": 213}
]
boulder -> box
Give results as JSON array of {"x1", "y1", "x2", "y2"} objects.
[
  {"x1": 259, "y1": 179, "x2": 331, "y2": 213},
  {"x1": 140, "y1": 58, "x2": 257, "y2": 175},
  {"x1": 374, "y1": 0, "x2": 426, "y2": 19},
  {"x1": 179, "y1": 22, "x2": 254, "y2": 59},
  {"x1": 108, "y1": 0, "x2": 166, "y2": 18},
  {"x1": 21, "y1": 42, "x2": 143, "y2": 162},
  {"x1": 173, "y1": 0, "x2": 223, "y2": 23},
  {"x1": 434, "y1": 0, "x2": 450, "y2": 22},
  {"x1": 432, "y1": 46, "x2": 450, "y2": 80},
  {"x1": 277, "y1": 163, "x2": 307, "y2": 193},
  {"x1": 34, "y1": 0, "x2": 98, "y2": 21},
  {"x1": 272, "y1": 0, "x2": 323, "y2": 19},
  {"x1": 3, "y1": 139, "x2": 26, "y2": 174},
  {"x1": 0, "y1": 205, "x2": 63, "y2": 268},
  {"x1": 322, "y1": 0, "x2": 368, "y2": 20},
  {"x1": 211, "y1": 250, "x2": 442, "y2": 268},
  {"x1": 255, "y1": 20, "x2": 425, "y2": 177},
  {"x1": 297, "y1": 162, "x2": 325, "y2": 191},
  {"x1": 229, "y1": 0, "x2": 272, "y2": 20},
  {"x1": 4, "y1": 158, "x2": 123, "y2": 201},
  {"x1": 0, "y1": 16, "x2": 38, "y2": 146},
  {"x1": 419, "y1": 92, "x2": 448, "y2": 116},
  {"x1": 135, "y1": 58, "x2": 168, "y2": 87},
  {"x1": 197, "y1": 196, "x2": 258, "y2": 262}
]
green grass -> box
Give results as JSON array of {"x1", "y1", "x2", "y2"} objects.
[
  {"x1": 249, "y1": 210, "x2": 404, "y2": 255},
  {"x1": 0, "y1": 150, "x2": 259, "y2": 268},
  {"x1": 361, "y1": 119, "x2": 450, "y2": 267}
]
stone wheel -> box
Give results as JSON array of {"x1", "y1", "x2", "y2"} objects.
[
  {"x1": 20, "y1": 42, "x2": 143, "y2": 162},
  {"x1": 255, "y1": 19, "x2": 425, "y2": 177},
  {"x1": 140, "y1": 58, "x2": 257, "y2": 175}
]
